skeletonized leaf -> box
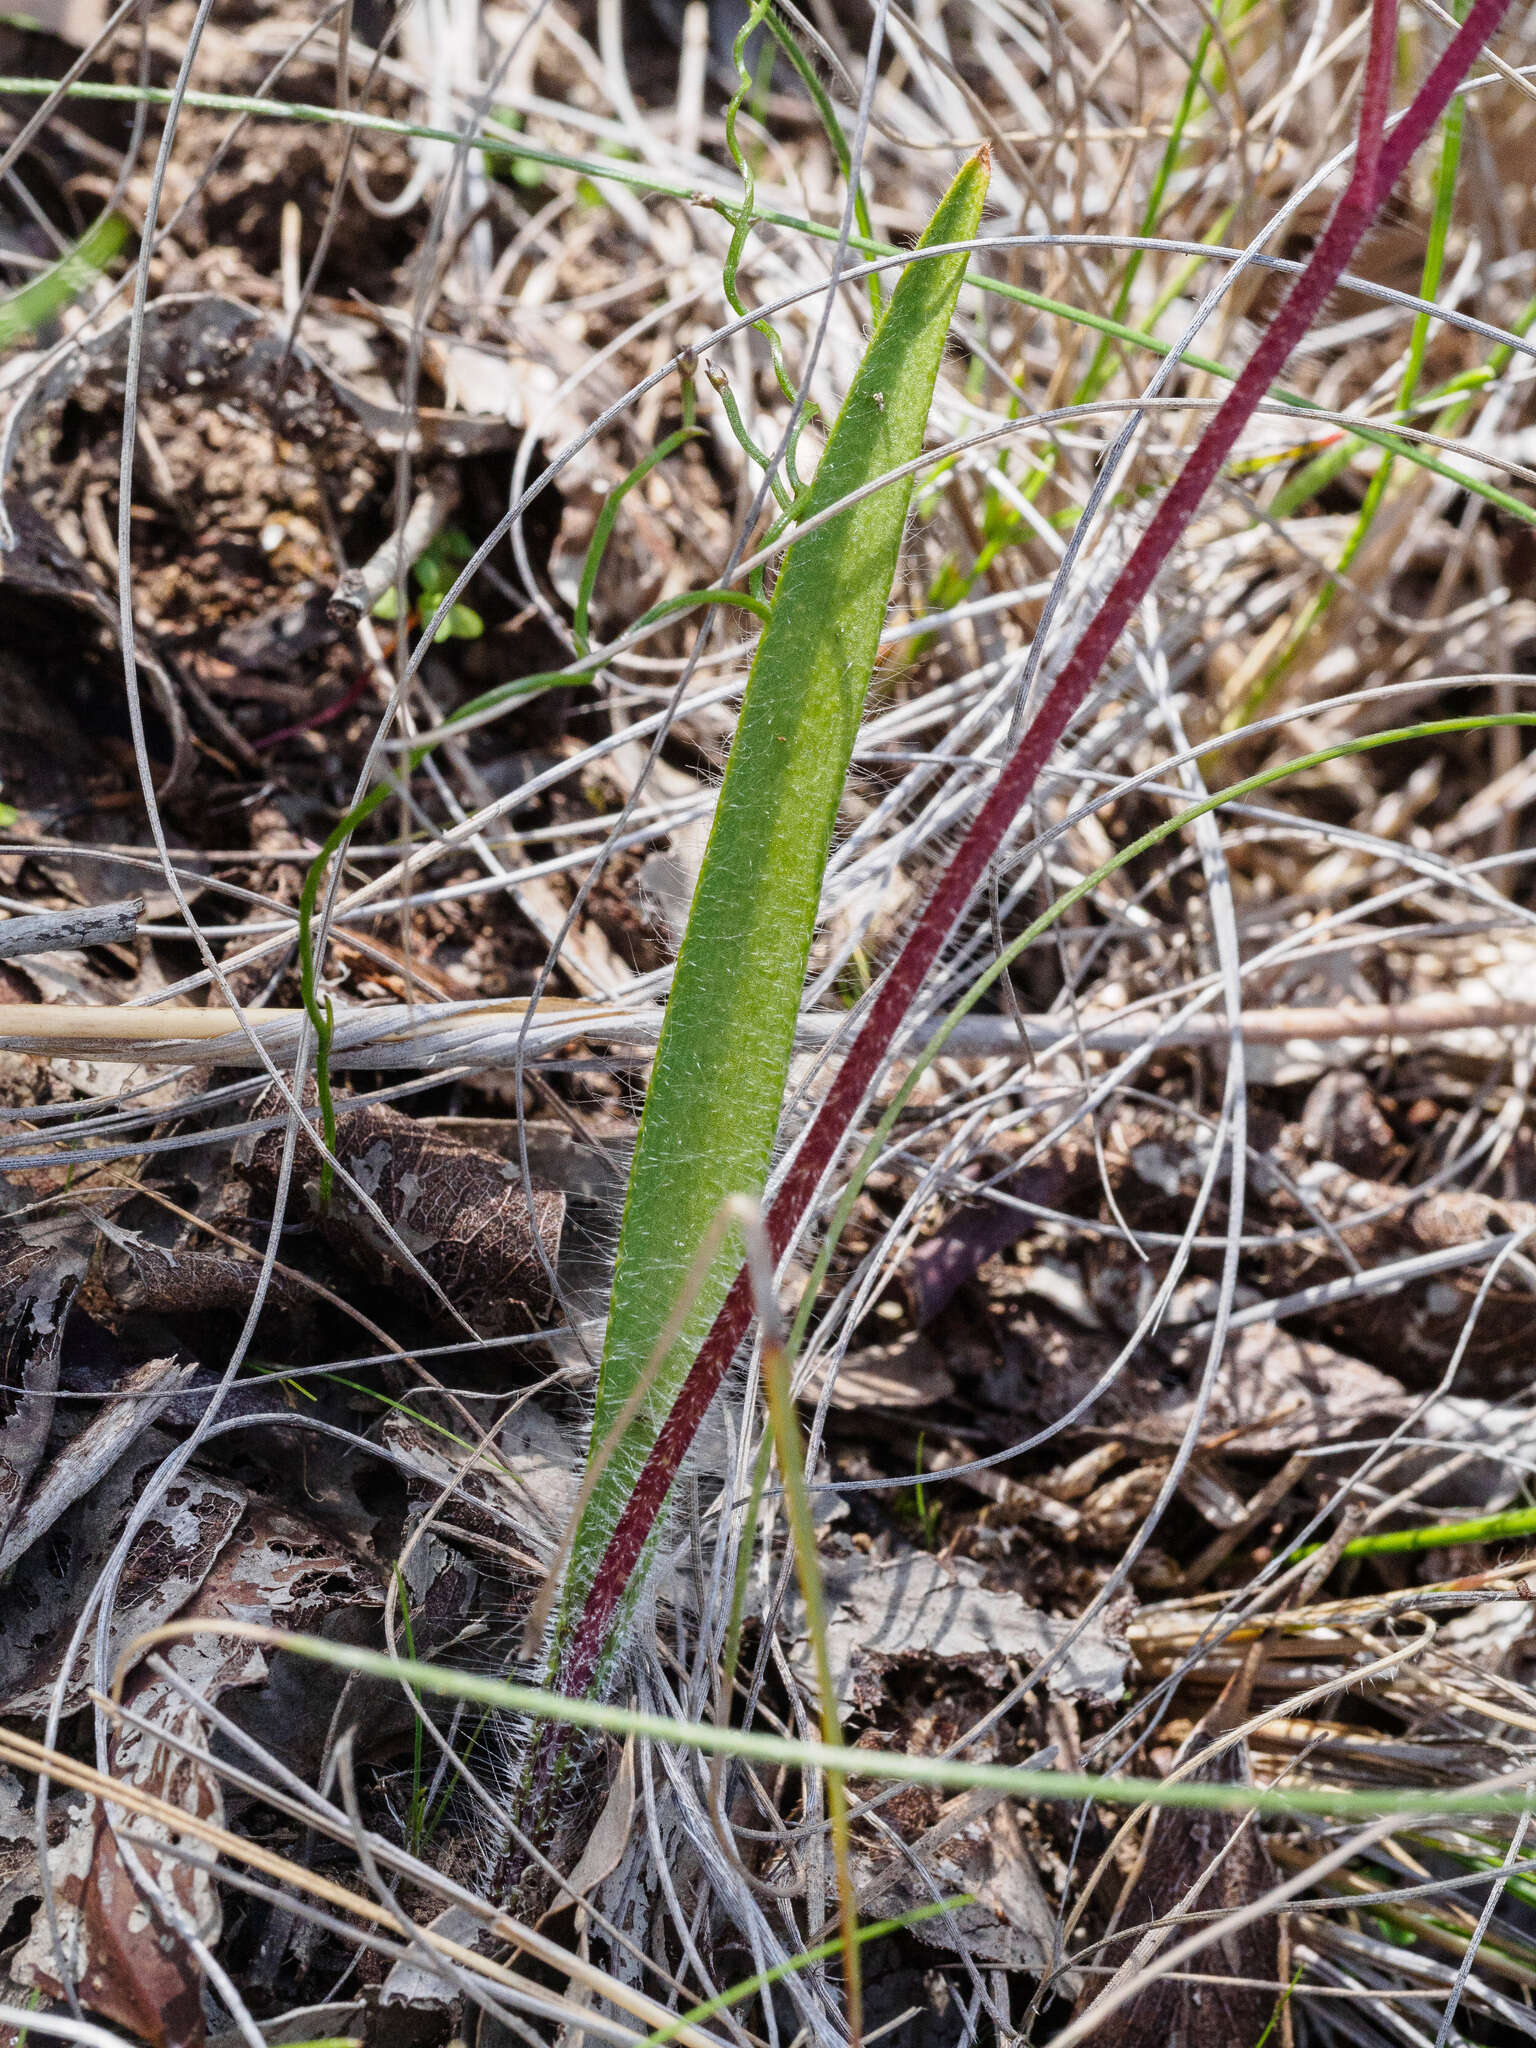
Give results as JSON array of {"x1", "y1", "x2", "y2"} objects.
[
  {"x1": 11, "y1": 1502, "x2": 379, "y2": 2046},
  {"x1": 243, "y1": 1088, "x2": 565, "y2": 1335},
  {"x1": 0, "y1": 1431, "x2": 246, "y2": 1718}
]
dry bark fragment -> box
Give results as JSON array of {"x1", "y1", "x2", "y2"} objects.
[{"x1": 790, "y1": 1543, "x2": 1131, "y2": 1714}]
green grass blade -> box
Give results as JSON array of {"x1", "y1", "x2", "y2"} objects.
[
  {"x1": 1246, "y1": 16, "x2": 1470, "y2": 718},
  {"x1": 1075, "y1": 24, "x2": 1213, "y2": 408},
  {"x1": 641, "y1": 1898, "x2": 968, "y2": 2048},
  {"x1": 1296, "y1": 1503, "x2": 1536, "y2": 1563},
  {"x1": 756, "y1": 10, "x2": 882, "y2": 321},
  {"x1": 0, "y1": 211, "x2": 124, "y2": 352},
  {"x1": 557, "y1": 148, "x2": 990, "y2": 1681},
  {"x1": 574, "y1": 427, "x2": 699, "y2": 652},
  {"x1": 122, "y1": 1625, "x2": 1536, "y2": 1828}
]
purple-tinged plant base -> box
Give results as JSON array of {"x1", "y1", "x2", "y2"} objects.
[{"x1": 557, "y1": 0, "x2": 1511, "y2": 1705}]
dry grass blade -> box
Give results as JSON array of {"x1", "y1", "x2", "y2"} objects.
[{"x1": 4, "y1": 1717, "x2": 730, "y2": 2048}]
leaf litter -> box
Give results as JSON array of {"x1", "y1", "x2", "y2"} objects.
[{"x1": 0, "y1": 1, "x2": 1535, "y2": 2044}]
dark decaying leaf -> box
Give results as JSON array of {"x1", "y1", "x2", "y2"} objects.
[
  {"x1": 1267, "y1": 1166, "x2": 1536, "y2": 1388},
  {"x1": 244, "y1": 1091, "x2": 565, "y2": 1334},
  {"x1": 99, "y1": 1221, "x2": 312, "y2": 1329},
  {"x1": 0, "y1": 1429, "x2": 246, "y2": 1717},
  {"x1": 1071, "y1": 1738, "x2": 1280, "y2": 2048},
  {"x1": 898, "y1": 1143, "x2": 1106, "y2": 1328},
  {"x1": 847, "y1": 1796, "x2": 1059, "y2": 1975},
  {"x1": 0, "y1": 1215, "x2": 92, "y2": 1550},
  {"x1": 0, "y1": 489, "x2": 193, "y2": 799},
  {"x1": 2, "y1": 293, "x2": 518, "y2": 486},
  {"x1": 0, "y1": 1763, "x2": 67, "y2": 1942},
  {"x1": 10, "y1": 1502, "x2": 380, "y2": 2048},
  {"x1": 0, "y1": 1355, "x2": 195, "y2": 1576},
  {"x1": 805, "y1": 1331, "x2": 955, "y2": 1412},
  {"x1": 149, "y1": 1498, "x2": 386, "y2": 1786}
]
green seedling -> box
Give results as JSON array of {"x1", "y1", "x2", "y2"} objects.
[
  {"x1": 372, "y1": 526, "x2": 484, "y2": 642},
  {"x1": 486, "y1": 107, "x2": 547, "y2": 190},
  {"x1": 896, "y1": 1434, "x2": 944, "y2": 1549},
  {"x1": 1254, "y1": 1963, "x2": 1307, "y2": 2048}
]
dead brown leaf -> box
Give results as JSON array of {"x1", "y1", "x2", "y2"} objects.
[
  {"x1": 808, "y1": 1332, "x2": 955, "y2": 1412},
  {"x1": 244, "y1": 1091, "x2": 564, "y2": 1335},
  {"x1": 0, "y1": 1355, "x2": 194, "y2": 1576},
  {"x1": 1071, "y1": 1739, "x2": 1280, "y2": 2047},
  {"x1": 1268, "y1": 1165, "x2": 1536, "y2": 1387},
  {"x1": 10, "y1": 1501, "x2": 379, "y2": 2046},
  {"x1": 1149, "y1": 1322, "x2": 1407, "y2": 1455}
]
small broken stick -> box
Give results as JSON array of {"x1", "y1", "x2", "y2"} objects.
[
  {"x1": 0, "y1": 898, "x2": 142, "y2": 959},
  {"x1": 328, "y1": 470, "x2": 461, "y2": 628}
]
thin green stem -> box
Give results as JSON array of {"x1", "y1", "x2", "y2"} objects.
[
  {"x1": 1247, "y1": 0, "x2": 1471, "y2": 718},
  {"x1": 1297, "y1": 1503, "x2": 1536, "y2": 1562},
  {"x1": 1076, "y1": 25, "x2": 1213, "y2": 407},
  {"x1": 3, "y1": 77, "x2": 1526, "y2": 526},
  {"x1": 575, "y1": 428, "x2": 700, "y2": 653},
  {"x1": 141, "y1": 1629, "x2": 1536, "y2": 1829}
]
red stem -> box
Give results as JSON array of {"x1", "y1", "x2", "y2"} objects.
[{"x1": 559, "y1": 0, "x2": 1508, "y2": 1702}]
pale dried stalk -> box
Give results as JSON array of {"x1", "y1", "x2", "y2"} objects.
[{"x1": 7, "y1": 994, "x2": 1536, "y2": 1058}]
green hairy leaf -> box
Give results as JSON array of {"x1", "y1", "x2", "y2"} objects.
[{"x1": 556, "y1": 148, "x2": 990, "y2": 1675}]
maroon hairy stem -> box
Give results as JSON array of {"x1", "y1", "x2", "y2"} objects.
[{"x1": 558, "y1": 0, "x2": 1509, "y2": 1702}]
